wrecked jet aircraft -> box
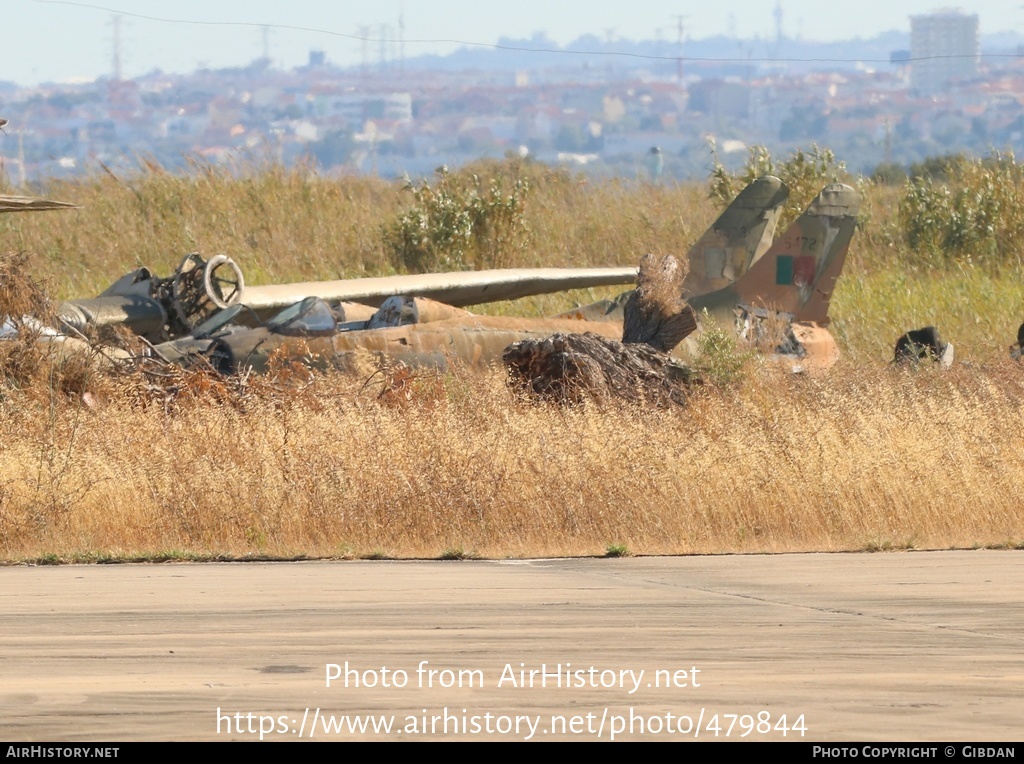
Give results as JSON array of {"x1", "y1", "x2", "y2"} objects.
[
  {"x1": 187, "y1": 177, "x2": 861, "y2": 377},
  {"x1": 44, "y1": 174, "x2": 786, "y2": 373},
  {"x1": 52, "y1": 256, "x2": 641, "y2": 371},
  {"x1": 34, "y1": 174, "x2": 856, "y2": 378},
  {"x1": 158, "y1": 175, "x2": 809, "y2": 375},
  {"x1": 55, "y1": 256, "x2": 642, "y2": 347}
]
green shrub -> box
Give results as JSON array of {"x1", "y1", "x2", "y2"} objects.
[
  {"x1": 694, "y1": 322, "x2": 753, "y2": 389},
  {"x1": 383, "y1": 165, "x2": 530, "y2": 272},
  {"x1": 604, "y1": 542, "x2": 631, "y2": 558},
  {"x1": 908, "y1": 153, "x2": 967, "y2": 181},
  {"x1": 870, "y1": 162, "x2": 907, "y2": 186},
  {"x1": 707, "y1": 141, "x2": 851, "y2": 228},
  {"x1": 898, "y1": 152, "x2": 1024, "y2": 267}
]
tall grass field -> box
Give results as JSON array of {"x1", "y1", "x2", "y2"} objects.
[{"x1": 1, "y1": 150, "x2": 1022, "y2": 562}]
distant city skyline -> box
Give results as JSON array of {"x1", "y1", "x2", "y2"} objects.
[{"x1": 7, "y1": 0, "x2": 1024, "y2": 86}]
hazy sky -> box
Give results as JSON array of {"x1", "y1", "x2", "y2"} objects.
[{"x1": 8, "y1": 0, "x2": 1024, "y2": 85}]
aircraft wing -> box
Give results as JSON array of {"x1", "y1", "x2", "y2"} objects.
[
  {"x1": 0, "y1": 195, "x2": 77, "y2": 213},
  {"x1": 243, "y1": 267, "x2": 639, "y2": 311}
]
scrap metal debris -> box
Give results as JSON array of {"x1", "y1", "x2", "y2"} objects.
[{"x1": 892, "y1": 326, "x2": 954, "y2": 368}]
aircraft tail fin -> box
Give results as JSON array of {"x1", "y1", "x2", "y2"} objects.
[
  {"x1": 681, "y1": 175, "x2": 789, "y2": 297},
  {"x1": 727, "y1": 183, "x2": 860, "y2": 326}
]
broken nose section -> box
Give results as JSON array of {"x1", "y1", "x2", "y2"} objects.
[{"x1": 57, "y1": 253, "x2": 245, "y2": 343}]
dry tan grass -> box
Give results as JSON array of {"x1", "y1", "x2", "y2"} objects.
[{"x1": 0, "y1": 357, "x2": 1021, "y2": 562}]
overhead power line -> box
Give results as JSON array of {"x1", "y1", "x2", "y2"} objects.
[{"x1": 35, "y1": 0, "x2": 1024, "y2": 66}]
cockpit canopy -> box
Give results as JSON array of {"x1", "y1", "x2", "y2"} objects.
[{"x1": 265, "y1": 296, "x2": 338, "y2": 337}]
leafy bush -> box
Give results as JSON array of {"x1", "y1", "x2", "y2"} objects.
[
  {"x1": 898, "y1": 152, "x2": 1024, "y2": 267},
  {"x1": 604, "y1": 542, "x2": 631, "y2": 558},
  {"x1": 908, "y1": 153, "x2": 967, "y2": 181},
  {"x1": 694, "y1": 322, "x2": 753, "y2": 390},
  {"x1": 870, "y1": 162, "x2": 907, "y2": 186},
  {"x1": 707, "y1": 141, "x2": 851, "y2": 228},
  {"x1": 384, "y1": 165, "x2": 530, "y2": 272}
]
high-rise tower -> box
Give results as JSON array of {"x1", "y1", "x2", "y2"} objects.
[{"x1": 910, "y1": 10, "x2": 979, "y2": 95}]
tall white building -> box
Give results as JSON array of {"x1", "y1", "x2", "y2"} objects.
[{"x1": 910, "y1": 10, "x2": 979, "y2": 95}]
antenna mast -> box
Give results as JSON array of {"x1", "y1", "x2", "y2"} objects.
[
  {"x1": 111, "y1": 14, "x2": 123, "y2": 81},
  {"x1": 399, "y1": 1, "x2": 405, "y2": 74},
  {"x1": 673, "y1": 15, "x2": 688, "y2": 84}
]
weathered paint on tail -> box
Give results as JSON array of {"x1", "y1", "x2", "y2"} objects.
[
  {"x1": 681, "y1": 175, "x2": 790, "y2": 297},
  {"x1": 689, "y1": 183, "x2": 860, "y2": 327},
  {"x1": 557, "y1": 175, "x2": 790, "y2": 324}
]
